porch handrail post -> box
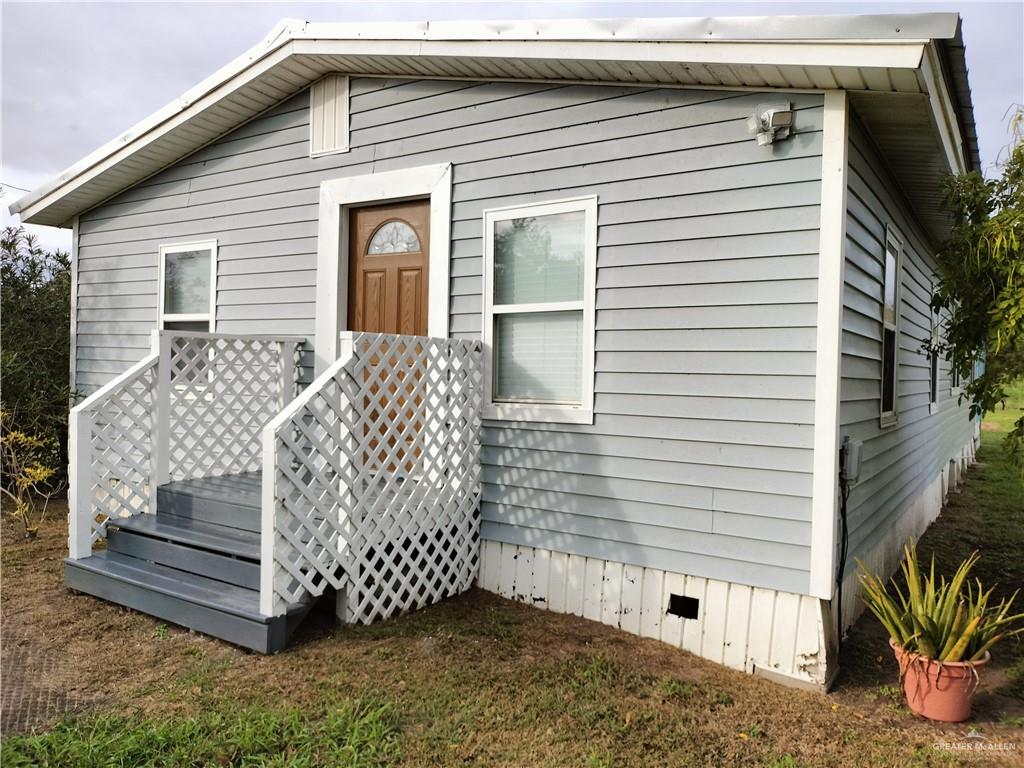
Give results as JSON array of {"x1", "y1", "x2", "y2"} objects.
[
  {"x1": 151, "y1": 330, "x2": 172, "y2": 508},
  {"x1": 279, "y1": 340, "x2": 297, "y2": 408},
  {"x1": 68, "y1": 407, "x2": 93, "y2": 559},
  {"x1": 259, "y1": 427, "x2": 277, "y2": 617}
]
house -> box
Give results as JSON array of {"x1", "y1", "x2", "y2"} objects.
[{"x1": 10, "y1": 13, "x2": 980, "y2": 689}]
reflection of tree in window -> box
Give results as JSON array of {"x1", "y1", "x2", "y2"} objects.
[
  {"x1": 493, "y1": 213, "x2": 584, "y2": 304},
  {"x1": 164, "y1": 250, "x2": 210, "y2": 314}
]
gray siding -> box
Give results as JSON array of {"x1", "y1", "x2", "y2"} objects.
[
  {"x1": 76, "y1": 78, "x2": 824, "y2": 594},
  {"x1": 840, "y1": 116, "x2": 974, "y2": 571}
]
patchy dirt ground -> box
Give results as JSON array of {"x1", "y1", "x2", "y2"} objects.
[{"x1": 2, "y1": 418, "x2": 1022, "y2": 766}]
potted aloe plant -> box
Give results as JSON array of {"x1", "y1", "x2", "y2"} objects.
[{"x1": 858, "y1": 543, "x2": 1024, "y2": 722}]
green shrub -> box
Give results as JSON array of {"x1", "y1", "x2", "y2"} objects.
[{"x1": 1, "y1": 226, "x2": 72, "y2": 490}]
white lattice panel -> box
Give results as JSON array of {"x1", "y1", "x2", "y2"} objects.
[
  {"x1": 167, "y1": 336, "x2": 300, "y2": 481},
  {"x1": 68, "y1": 333, "x2": 304, "y2": 559},
  {"x1": 264, "y1": 333, "x2": 482, "y2": 621},
  {"x1": 78, "y1": 356, "x2": 158, "y2": 543}
]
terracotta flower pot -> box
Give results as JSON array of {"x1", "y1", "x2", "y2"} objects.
[{"x1": 889, "y1": 639, "x2": 990, "y2": 722}]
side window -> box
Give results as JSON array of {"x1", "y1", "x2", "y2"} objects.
[
  {"x1": 880, "y1": 226, "x2": 901, "y2": 427},
  {"x1": 929, "y1": 299, "x2": 940, "y2": 412},
  {"x1": 482, "y1": 196, "x2": 597, "y2": 424},
  {"x1": 159, "y1": 240, "x2": 216, "y2": 332}
]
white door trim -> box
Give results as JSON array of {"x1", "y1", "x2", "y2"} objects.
[{"x1": 314, "y1": 163, "x2": 452, "y2": 374}]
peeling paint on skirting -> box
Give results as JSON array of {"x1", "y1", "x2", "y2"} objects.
[{"x1": 477, "y1": 540, "x2": 831, "y2": 689}]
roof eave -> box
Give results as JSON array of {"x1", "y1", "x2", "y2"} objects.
[{"x1": 10, "y1": 13, "x2": 975, "y2": 227}]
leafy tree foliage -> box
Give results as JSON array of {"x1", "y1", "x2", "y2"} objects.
[
  {"x1": 1, "y1": 226, "x2": 72, "y2": 490},
  {"x1": 932, "y1": 110, "x2": 1024, "y2": 472}
]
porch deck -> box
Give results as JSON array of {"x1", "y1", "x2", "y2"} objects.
[
  {"x1": 64, "y1": 331, "x2": 482, "y2": 653},
  {"x1": 65, "y1": 473, "x2": 307, "y2": 653}
]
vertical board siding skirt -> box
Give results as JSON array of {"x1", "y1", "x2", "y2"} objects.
[{"x1": 809, "y1": 90, "x2": 849, "y2": 603}]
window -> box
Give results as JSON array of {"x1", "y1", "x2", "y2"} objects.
[
  {"x1": 158, "y1": 240, "x2": 216, "y2": 332},
  {"x1": 482, "y1": 196, "x2": 597, "y2": 424},
  {"x1": 880, "y1": 226, "x2": 901, "y2": 427},
  {"x1": 928, "y1": 300, "x2": 940, "y2": 413}
]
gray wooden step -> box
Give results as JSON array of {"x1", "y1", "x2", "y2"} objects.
[
  {"x1": 112, "y1": 513, "x2": 259, "y2": 560},
  {"x1": 107, "y1": 527, "x2": 259, "y2": 590},
  {"x1": 157, "y1": 473, "x2": 261, "y2": 533},
  {"x1": 64, "y1": 551, "x2": 305, "y2": 654}
]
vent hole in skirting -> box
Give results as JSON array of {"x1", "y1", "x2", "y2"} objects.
[{"x1": 667, "y1": 594, "x2": 700, "y2": 620}]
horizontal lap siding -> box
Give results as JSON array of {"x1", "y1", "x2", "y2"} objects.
[
  {"x1": 76, "y1": 78, "x2": 823, "y2": 593},
  {"x1": 840, "y1": 116, "x2": 974, "y2": 571}
]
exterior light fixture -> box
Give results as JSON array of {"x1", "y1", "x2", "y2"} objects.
[{"x1": 747, "y1": 103, "x2": 794, "y2": 146}]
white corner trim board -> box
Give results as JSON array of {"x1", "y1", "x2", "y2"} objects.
[
  {"x1": 313, "y1": 163, "x2": 453, "y2": 373},
  {"x1": 808, "y1": 90, "x2": 849, "y2": 601},
  {"x1": 478, "y1": 541, "x2": 832, "y2": 688}
]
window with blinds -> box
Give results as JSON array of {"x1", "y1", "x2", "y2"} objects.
[{"x1": 482, "y1": 196, "x2": 597, "y2": 424}]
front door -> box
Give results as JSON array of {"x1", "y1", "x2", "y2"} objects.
[
  {"x1": 348, "y1": 199, "x2": 429, "y2": 334},
  {"x1": 347, "y1": 199, "x2": 430, "y2": 474}
]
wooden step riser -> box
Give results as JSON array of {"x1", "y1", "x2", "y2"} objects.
[
  {"x1": 107, "y1": 529, "x2": 259, "y2": 590},
  {"x1": 156, "y1": 488, "x2": 260, "y2": 533},
  {"x1": 65, "y1": 561, "x2": 287, "y2": 654}
]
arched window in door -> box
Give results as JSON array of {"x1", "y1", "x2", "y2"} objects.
[{"x1": 367, "y1": 220, "x2": 421, "y2": 254}]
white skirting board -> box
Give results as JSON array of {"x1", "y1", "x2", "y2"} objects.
[
  {"x1": 477, "y1": 539, "x2": 833, "y2": 688},
  {"x1": 477, "y1": 434, "x2": 979, "y2": 689}
]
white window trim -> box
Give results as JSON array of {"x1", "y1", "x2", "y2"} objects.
[
  {"x1": 157, "y1": 239, "x2": 217, "y2": 331},
  {"x1": 313, "y1": 163, "x2": 452, "y2": 374},
  {"x1": 879, "y1": 225, "x2": 902, "y2": 428},
  {"x1": 481, "y1": 195, "x2": 597, "y2": 425}
]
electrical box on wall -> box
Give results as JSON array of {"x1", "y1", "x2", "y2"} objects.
[{"x1": 841, "y1": 436, "x2": 863, "y2": 484}]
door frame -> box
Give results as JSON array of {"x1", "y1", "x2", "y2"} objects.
[{"x1": 314, "y1": 163, "x2": 452, "y2": 374}]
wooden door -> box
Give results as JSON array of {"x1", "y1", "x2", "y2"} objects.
[
  {"x1": 348, "y1": 200, "x2": 430, "y2": 474},
  {"x1": 348, "y1": 200, "x2": 429, "y2": 335}
]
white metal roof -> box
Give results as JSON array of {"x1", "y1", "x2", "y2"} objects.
[{"x1": 10, "y1": 13, "x2": 978, "y2": 244}]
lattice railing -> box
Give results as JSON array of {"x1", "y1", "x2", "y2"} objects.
[
  {"x1": 261, "y1": 332, "x2": 483, "y2": 620},
  {"x1": 162, "y1": 333, "x2": 302, "y2": 481},
  {"x1": 68, "y1": 354, "x2": 159, "y2": 557},
  {"x1": 68, "y1": 332, "x2": 304, "y2": 560}
]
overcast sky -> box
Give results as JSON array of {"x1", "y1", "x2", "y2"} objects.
[{"x1": 3, "y1": 1, "x2": 1022, "y2": 252}]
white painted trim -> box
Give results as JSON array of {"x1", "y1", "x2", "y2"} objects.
[
  {"x1": 919, "y1": 41, "x2": 966, "y2": 174},
  {"x1": 293, "y1": 37, "x2": 927, "y2": 71},
  {"x1": 809, "y1": 90, "x2": 848, "y2": 601},
  {"x1": 481, "y1": 195, "x2": 597, "y2": 426},
  {"x1": 157, "y1": 239, "x2": 218, "y2": 332},
  {"x1": 68, "y1": 215, "x2": 79, "y2": 399},
  {"x1": 309, "y1": 74, "x2": 350, "y2": 157},
  {"x1": 879, "y1": 225, "x2": 903, "y2": 428},
  {"x1": 313, "y1": 163, "x2": 452, "y2": 374}
]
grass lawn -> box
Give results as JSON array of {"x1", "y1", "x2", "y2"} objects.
[{"x1": 2, "y1": 391, "x2": 1022, "y2": 767}]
